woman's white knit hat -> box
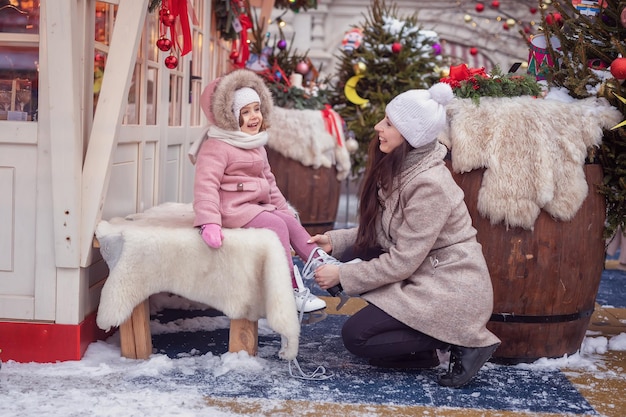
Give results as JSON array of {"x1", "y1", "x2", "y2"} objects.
[
  {"x1": 385, "y1": 82, "x2": 454, "y2": 148},
  {"x1": 232, "y1": 87, "x2": 261, "y2": 120}
]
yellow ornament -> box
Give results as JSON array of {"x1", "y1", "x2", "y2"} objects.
[
  {"x1": 464, "y1": 14, "x2": 472, "y2": 23},
  {"x1": 506, "y1": 18, "x2": 516, "y2": 27},
  {"x1": 344, "y1": 75, "x2": 370, "y2": 107}
]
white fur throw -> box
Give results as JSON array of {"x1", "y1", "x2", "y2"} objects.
[
  {"x1": 268, "y1": 107, "x2": 351, "y2": 181},
  {"x1": 95, "y1": 203, "x2": 300, "y2": 360},
  {"x1": 438, "y1": 96, "x2": 622, "y2": 230}
]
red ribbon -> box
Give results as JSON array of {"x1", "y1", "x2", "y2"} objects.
[
  {"x1": 322, "y1": 104, "x2": 343, "y2": 147},
  {"x1": 231, "y1": 14, "x2": 253, "y2": 68},
  {"x1": 165, "y1": 0, "x2": 194, "y2": 56}
]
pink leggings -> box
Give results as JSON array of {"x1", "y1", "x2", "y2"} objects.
[{"x1": 243, "y1": 210, "x2": 319, "y2": 288}]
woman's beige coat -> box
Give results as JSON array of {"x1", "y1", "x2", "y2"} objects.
[{"x1": 327, "y1": 142, "x2": 500, "y2": 348}]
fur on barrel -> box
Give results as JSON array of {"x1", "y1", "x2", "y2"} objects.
[
  {"x1": 438, "y1": 96, "x2": 622, "y2": 229},
  {"x1": 267, "y1": 107, "x2": 351, "y2": 181}
]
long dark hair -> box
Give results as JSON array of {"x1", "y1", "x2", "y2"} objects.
[{"x1": 354, "y1": 137, "x2": 412, "y2": 250}]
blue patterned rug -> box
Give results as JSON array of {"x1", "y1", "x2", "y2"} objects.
[
  {"x1": 149, "y1": 310, "x2": 596, "y2": 415},
  {"x1": 140, "y1": 257, "x2": 626, "y2": 415}
]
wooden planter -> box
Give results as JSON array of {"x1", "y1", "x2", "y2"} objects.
[
  {"x1": 267, "y1": 148, "x2": 341, "y2": 236},
  {"x1": 448, "y1": 162, "x2": 606, "y2": 364}
]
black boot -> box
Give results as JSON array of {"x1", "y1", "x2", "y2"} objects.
[
  {"x1": 438, "y1": 343, "x2": 499, "y2": 388},
  {"x1": 369, "y1": 350, "x2": 440, "y2": 369}
]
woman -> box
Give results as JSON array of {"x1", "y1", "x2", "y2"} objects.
[{"x1": 310, "y1": 83, "x2": 500, "y2": 388}]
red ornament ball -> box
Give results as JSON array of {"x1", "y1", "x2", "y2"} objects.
[
  {"x1": 296, "y1": 61, "x2": 309, "y2": 74},
  {"x1": 470, "y1": 47, "x2": 479, "y2": 56},
  {"x1": 491, "y1": 1, "x2": 500, "y2": 8},
  {"x1": 529, "y1": 7, "x2": 537, "y2": 14},
  {"x1": 159, "y1": 8, "x2": 170, "y2": 19},
  {"x1": 156, "y1": 37, "x2": 172, "y2": 52},
  {"x1": 277, "y1": 39, "x2": 287, "y2": 50},
  {"x1": 165, "y1": 55, "x2": 178, "y2": 69},
  {"x1": 391, "y1": 42, "x2": 402, "y2": 54},
  {"x1": 161, "y1": 13, "x2": 176, "y2": 27},
  {"x1": 502, "y1": 23, "x2": 509, "y2": 30},
  {"x1": 475, "y1": 3, "x2": 485, "y2": 12},
  {"x1": 610, "y1": 57, "x2": 626, "y2": 79}
]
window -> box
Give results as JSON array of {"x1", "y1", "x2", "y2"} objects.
[{"x1": 0, "y1": 0, "x2": 39, "y2": 121}]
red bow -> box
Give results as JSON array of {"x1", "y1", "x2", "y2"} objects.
[{"x1": 447, "y1": 64, "x2": 487, "y2": 81}]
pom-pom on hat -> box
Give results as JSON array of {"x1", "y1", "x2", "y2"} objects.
[
  {"x1": 385, "y1": 83, "x2": 454, "y2": 148},
  {"x1": 232, "y1": 87, "x2": 261, "y2": 121}
]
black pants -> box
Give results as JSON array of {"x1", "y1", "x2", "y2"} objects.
[{"x1": 339, "y1": 246, "x2": 449, "y2": 359}]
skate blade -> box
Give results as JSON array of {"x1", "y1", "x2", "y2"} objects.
[
  {"x1": 300, "y1": 310, "x2": 328, "y2": 325},
  {"x1": 335, "y1": 293, "x2": 350, "y2": 311}
]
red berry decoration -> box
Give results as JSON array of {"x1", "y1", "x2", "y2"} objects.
[
  {"x1": 156, "y1": 37, "x2": 172, "y2": 52},
  {"x1": 530, "y1": 7, "x2": 537, "y2": 14},
  {"x1": 470, "y1": 47, "x2": 479, "y2": 56},
  {"x1": 391, "y1": 42, "x2": 402, "y2": 54},
  {"x1": 475, "y1": 3, "x2": 485, "y2": 12},
  {"x1": 491, "y1": 1, "x2": 500, "y2": 8},
  {"x1": 610, "y1": 57, "x2": 626, "y2": 79},
  {"x1": 545, "y1": 13, "x2": 563, "y2": 27},
  {"x1": 502, "y1": 23, "x2": 509, "y2": 30},
  {"x1": 165, "y1": 55, "x2": 178, "y2": 69}
]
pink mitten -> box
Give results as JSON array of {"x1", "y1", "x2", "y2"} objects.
[{"x1": 200, "y1": 224, "x2": 223, "y2": 248}]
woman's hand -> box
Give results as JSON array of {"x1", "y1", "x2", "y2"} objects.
[
  {"x1": 314, "y1": 265, "x2": 340, "y2": 290},
  {"x1": 308, "y1": 234, "x2": 332, "y2": 254}
]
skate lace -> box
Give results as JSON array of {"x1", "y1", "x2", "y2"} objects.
[
  {"x1": 289, "y1": 267, "x2": 334, "y2": 381},
  {"x1": 301, "y1": 248, "x2": 341, "y2": 281}
]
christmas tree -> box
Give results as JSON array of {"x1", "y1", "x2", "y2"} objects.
[
  {"x1": 540, "y1": 0, "x2": 626, "y2": 237},
  {"x1": 329, "y1": 0, "x2": 444, "y2": 175}
]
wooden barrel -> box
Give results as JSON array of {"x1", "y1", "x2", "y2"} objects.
[
  {"x1": 448, "y1": 162, "x2": 606, "y2": 364},
  {"x1": 267, "y1": 148, "x2": 341, "y2": 236}
]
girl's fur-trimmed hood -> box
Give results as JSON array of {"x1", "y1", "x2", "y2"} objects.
[{"x1": 201, "y1": 69, "x2": 274, "y2": 131}]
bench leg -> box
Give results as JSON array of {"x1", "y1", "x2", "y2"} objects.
[
  {"x1": 119, "y1": 299, "x2": 152, "y2": 359},
  {"x1": 228, "y1": 319, "x2": 258, "y2": 356}
]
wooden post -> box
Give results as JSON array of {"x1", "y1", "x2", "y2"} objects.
[
  {"x1": 80, "y1": 0, "x2": 149, "y2": 267},
  {"x1": 119, "y1": 300, "x2": 152, "y2": 359},
  {"x1": 228, "y1": 319, "x2": 258, "y2": 356},
  {"x1": 248, "y1": 0, "x2": 275, "y2": 33}
]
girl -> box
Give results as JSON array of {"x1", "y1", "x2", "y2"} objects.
[
  {"x1": 310, "y1": 83, "x2": 501, "y2": 388},
  {"x1": 191, "y1": 69, "x2": 340, "y2": 314}
]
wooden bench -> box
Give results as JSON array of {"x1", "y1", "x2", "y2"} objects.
[
  {"x1": 118, "y1": 298, "x2": 258, "y2": 359},
  {"x1": 92, "y1": 204, "x2": 301, "y2": 362},
  {"x1": 94, "y1": 235, "x2": 260, "y2": 360}
]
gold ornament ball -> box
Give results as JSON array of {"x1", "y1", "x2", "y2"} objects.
[
  {"x1": 354, "y1": 62, "x2": 367, "y2": 75},
  {"x1": 506, "y1": 18, "x2": 516, "y2": 27},
  {"x1": 464, "y1": 14, "x2": 472, "y2": 23}
]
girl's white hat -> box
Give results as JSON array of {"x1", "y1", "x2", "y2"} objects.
[
  {"x1": 232, "y1": 87, "x2": 261, "y2": 120},
  {"x1": 385, "y1": 83, "x2": 454, "y2": 148}
]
